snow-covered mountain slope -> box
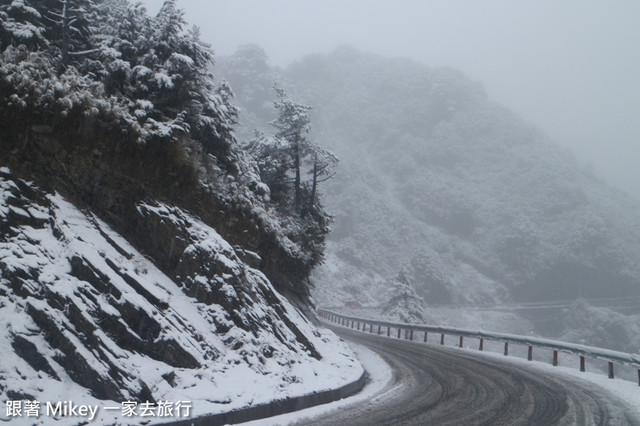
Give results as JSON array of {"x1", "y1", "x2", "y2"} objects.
[
  {"x1": 0, "y1": 168, "x2": 361, "y2": 424},
  {"x1": 217, "y1": 45, "x2": 640, "y2": 307},
  {"x1": 217, "y1": 45, "x2": 640, "y2": 351}
]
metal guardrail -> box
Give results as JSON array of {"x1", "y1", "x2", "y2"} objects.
[{"x1": 318, "y1": 308, "x2": 640, "y2": 386}]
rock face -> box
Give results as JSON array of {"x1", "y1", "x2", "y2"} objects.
[
  {"x1": 0, "y1": 168, "x2": 360, "y2": 418},
  {"x1": 0, "y1": 116, "x2": 314, "y2": 302}
]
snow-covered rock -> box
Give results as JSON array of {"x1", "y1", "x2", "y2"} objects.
[{"x1": 0, "y1": 169, "x2": 361, "y2": 424}]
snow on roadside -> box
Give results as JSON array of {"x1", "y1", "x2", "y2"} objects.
[{"x1": 239, "y1": 339, "x2": 393, "y2": 426}]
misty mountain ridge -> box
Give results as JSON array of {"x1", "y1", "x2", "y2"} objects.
[{"x1": 218, "y1": 45, "x2": 640, "y2": 350}]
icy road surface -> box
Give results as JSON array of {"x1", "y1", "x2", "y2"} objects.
[{"x1": 295, "y1": 324, "x2": 639, "y2": 426}]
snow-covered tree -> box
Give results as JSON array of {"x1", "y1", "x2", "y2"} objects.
[
  {"x1": 100, "y1": 0, "x2": 238, "y2": 153},
  {"x1": 247, "y1": 131, "x2": 292, "y2": 206},
  {"x1": 43, "y1": 0, "x2": 97, "y2": 68},
  {"x1": 1, "y1": 0, "x2": 238, "y2": 152},
  {"x1": 244, "y1": 86, "x2": 335, "y2": 268},
  {"x1": 382, "y1": 271, "x2": 428, "y2": 324},
  {"x1": 306, "y1": 144, "x2": 337, "y2": 215},
  {"x1": 217, "y1": 44, "x2": 275, "y2": 123},
  {"x1": 0, "y1": 0, "x2": 48, "y2": 50},
  {"x1": 265, "y1": 85, "x2": 338, "y2": 217},
  {"x1": 270, "y1": 85, "x2": 312, "y2": 209}
]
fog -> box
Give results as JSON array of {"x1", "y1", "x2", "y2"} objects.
[{"x1": 143, "y1": 0, "x2": 639, "y2": 200}]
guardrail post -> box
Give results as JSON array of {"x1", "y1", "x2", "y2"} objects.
[{"x1": 319, "y1": 311, "x2": 640, "y2": 384}]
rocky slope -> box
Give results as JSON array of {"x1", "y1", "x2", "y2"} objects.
[{"x1": 0, "y1": 168, "x2": 360, "y2": 423}]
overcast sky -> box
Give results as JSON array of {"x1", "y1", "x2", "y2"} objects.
[{"x1": 143, "y1": 0, "x2": 639, "y2": 200}]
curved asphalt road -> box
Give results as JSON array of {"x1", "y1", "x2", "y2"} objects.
[{"x1": 297, "y1": 323, "x2": 639, "y2": 426}]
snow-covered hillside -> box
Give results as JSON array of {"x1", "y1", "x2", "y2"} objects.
[
  {"x1": 217, "y1": 45, "x2": 640, "y2": 351},
  {"x1": 0, "y1": 168, "x2": 361, "y2": 424}
]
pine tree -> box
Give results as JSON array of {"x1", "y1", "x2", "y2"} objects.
[
  {"x1": 0, "y1": 0, "x2": 48, "y2": 50},
  {"x1": 1, "y1": 0, "x2": 238, "y2": 153},
  {"x1": 307, "y1": 144, "x2": 337, "y2": 215},
  {"x1": 38, "y1": 0, "x2": 99, "y2": 70},
  {"x1": 217, "y1": 44, "x2": 274, "y2": 122},
  {"x1": 270, "y1": 85, "x2": 312, "y2": 210},
  {"x1": 131, "y1": 0, "x2": 237, "y2": 151},
  {"x1": 248, "y1": 131, "x2": 292, "y2": 206},
  {"x1": 382, "y1": 272, "x2": 428, "y2": 324}
]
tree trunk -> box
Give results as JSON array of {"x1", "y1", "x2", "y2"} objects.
[
  {"x1": 294, "y1": 139, "x2": 301, "y2": 209},
  {"x1": 60, "y1": 0, "x2": 70, "y2": 67},
  {"x1": 309, "y1": 160, "x2": 318, "y2": 213}
]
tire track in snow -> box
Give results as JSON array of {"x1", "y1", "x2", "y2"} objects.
[{"x1": 296, "y1": 324, "x2": 639, "y2": 425}]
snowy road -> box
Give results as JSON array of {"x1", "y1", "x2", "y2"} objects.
[{"x1": 297, "y1": 324, "x2": 640, "y2": 425}]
